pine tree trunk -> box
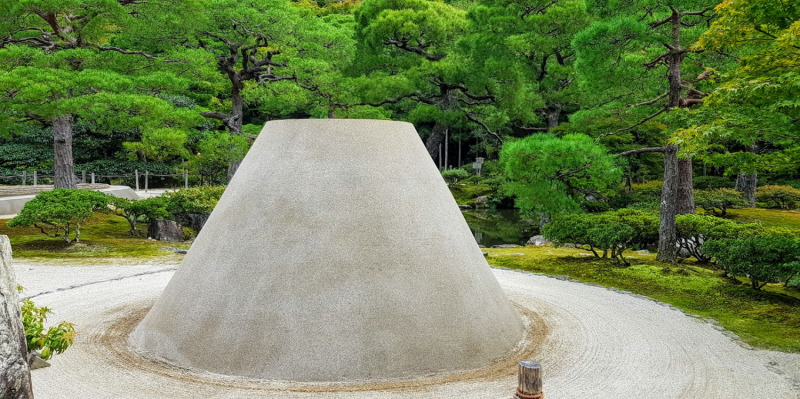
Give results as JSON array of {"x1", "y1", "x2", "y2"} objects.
[
  {"x1": 736, "y1": 171, "x2": 757, "y2": 207},
  {"x1": 677, "y1": 158, "x2": 695, "y2": 214},
  {"x1": 227, "y1": 82, "x2": 245, "y2": 182},
  {"x1": 657, "y1": 145, "x2": 679, "y2": 263},
  {"x1": 735, "y1": 145, "x2": 758, "y2": 207},
  {"x1": 53, "y1": 114, "x2": 77, "y2": 189},
  {"x1": 425, "y1": 123, "x2": 447, "y2": 163},
  {"x1": 546, "y1": 103, "x2": 562, "y2": 128}
]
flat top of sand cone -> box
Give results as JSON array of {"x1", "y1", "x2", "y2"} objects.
[{"x1": 130, "y1": 119, "x2": 524, "y2": 382}]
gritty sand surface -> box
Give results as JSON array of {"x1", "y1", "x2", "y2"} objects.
[{"x1": 16, "y1": 261, "x2": 800, "y2": 399}]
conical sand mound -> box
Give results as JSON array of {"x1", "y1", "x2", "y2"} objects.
[{"x1": 130, "y1": 119, "x2": 525, "y2": 381}]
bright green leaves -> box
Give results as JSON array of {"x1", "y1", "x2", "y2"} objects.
[
  {"x1": 500, "y1": 133, "x2": 622, "y2": 215},
  {"x1": 20, "y1": 297, "x2": 76, "y2": 360}
]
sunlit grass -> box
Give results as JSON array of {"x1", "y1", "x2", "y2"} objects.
[{"x1": 0, "y1": 213, "x2": 189, "y2": 260}]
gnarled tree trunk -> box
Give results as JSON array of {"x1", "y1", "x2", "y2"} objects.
[
  {"x1": 53, "y1": 114, "x2": 77, "y2": 189},
  {"x1": 657, "y1": 145, "x2": 679, "y2": 263},
  {"x1": 736, "y1": 171, "x2": 757, "y2": 207},
  {"x1": 0, "y1": 235, "x2": 34, "y2": 399},
  {"x1": 226, "y1": 83, "x2": 245, "y2": 183},
  {"x1": 424, "y1": 87, "x2": 456, "y2": 164},
  {"x1": 677, "y1": 158, "x2": 695, "y2": 214}
]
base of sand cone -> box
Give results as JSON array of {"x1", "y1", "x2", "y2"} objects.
[{"x1": 130, "y1": 119, "x2": 525, "y2": 381}]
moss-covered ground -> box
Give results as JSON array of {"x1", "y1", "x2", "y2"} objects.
[
  {"x1": 487, "y1": 246, "x2": 800, "y2": 353},
  {"x1": 723, "y1": 207, "x2": 800, "y2": 229},
  {"x1": 0, "y1": 213, "x2": 190, "y2": 261},
  {"x1": 449, "y1": 183, "x2": 493, "y2": 205}
]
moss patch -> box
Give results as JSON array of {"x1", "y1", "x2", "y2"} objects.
[
  {"x1": 723, "y1": 208, "x2": 800, "y2": 230},
  {"x1": 0, "y1": 213, "x2": 189, "y2": 260},
  {"x1": 487, "y1": 246, "x2": 800, "y2": 353},
  {"x1": 449, "y1": 183, "x2": 494, "y2": 205}
]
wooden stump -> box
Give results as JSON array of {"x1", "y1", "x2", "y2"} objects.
[{"x1": 515, "y1": 360, "x2": 543, "y2": 399}]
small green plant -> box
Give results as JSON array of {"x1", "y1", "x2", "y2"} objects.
[
  {"x1": 704, "y1": 236, "x2": 800, "y2": 290},
  {"x1": 441, "y1": 168, "x2": 470, "y2": 184},
  {"x1": 19, "y1": 290, "x2": 76, "y2": 360},
  {"x1": 111, "y1": 197, "x2": 170, "y2": 235},
  {"x1": 756, "y1": 185, "x2": 800, "y2": 209},
  {"x1": 695, "y1": 188, "x2": 746, "y2": 216},
  {"x1": 8, "y1": 189, "x2": 110, "y2": 243}
]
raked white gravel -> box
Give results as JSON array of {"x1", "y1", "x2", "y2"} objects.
[{"x1": 14, "y1": 261, "x2": 800, "y2": 399}]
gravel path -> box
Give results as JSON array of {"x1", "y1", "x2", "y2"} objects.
[{"x1": 17, "y1": 262, "x2": 800, "y2": 398}]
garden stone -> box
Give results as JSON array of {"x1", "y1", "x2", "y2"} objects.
[
  {"x1": 526, "y1": 235, "x2": 550, "y2": 246},
  {"x1": 147, "y1": 219, "x2": 183, "y2": 242},
  {"x1": 0, "y1": 235, "x2": 34, "y2": 399},
  {"x1": 482, "y1": 252, "x2": 488, "y2": 257},
  {"x1": 130, "y1": 120, "x2": 524, "y2": 382},
  {"x1": 458, "y1": 204, "x2": 472, "y2": 210},
  {"x1": 492, "y1": 244, "x2": 521, "y2": 248},
  {"x1": 562, "y1": 243, "x2": 577, "y2": 248},
  {"x1": 474, "y1": 195, "x2": 489, "y2": 208}
]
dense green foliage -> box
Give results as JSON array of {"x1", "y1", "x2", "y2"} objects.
[
  {"x1": 756, "y1": 185, "x2": 800, "y2": 209},
  {"x1": 694, "y1": 188, "x2": 746, "y2": 216},
  {"x1": 704, "y1": 237, "x2": 800, "y2": 290},
  {"x1": 501, "y1": 134, "x2": 622, "y2": 216},
  {"x1": 8, "y1": 189, "x2": 110, "y2": 243},
  {"x1": 111, "y1": 197, "x2": 170, "y2": 235},
  {"x1": 20, "y1": 294, "x2": 75, "y2": 361},
  {"x1": 542, "y1": 209, "x2": 659, "y2": 264}
]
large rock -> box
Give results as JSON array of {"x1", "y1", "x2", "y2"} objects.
[
  {"x1": 131, "y1": 119, "x2": 524, "y2": 382},
  {"x1": 0, "y1": 235, "x2": 33, "y2": 399},
  {"x1": 474, "y1": 195, "x2": 489, "y2": 208},
  {"x1": 526, "y1": 235, "x2": 550, "y2": 246},
  {"x1": 147, "y1": 219, "x2": 184, "y2": 242}
]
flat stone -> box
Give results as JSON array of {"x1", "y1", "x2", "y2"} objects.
[
  {"x1": 492, "y1": 244, "x2": 521, "y2": 248},
  {"x1": 482, "y1": 252, "x2": 488, "y2": 257},
  {"x1": 29, "y1": 356, "x2": 50, "y2": 370}
]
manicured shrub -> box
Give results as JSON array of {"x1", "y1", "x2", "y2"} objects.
[
  {"x1": 20, "y1": 293, "x2": 75, "y2": 360},
  {"x1": 675, "y1": 214, "x2": 763, "y2": 262},
  {"x1": 164, "y1": 186, "x2": 226, "y2": 233},
  {"x1": 609, "y1": 180, "x2": 662, "y2": 210},
  {"x1": 703, "y1": 236, "x2": 800, "y2": 290},
  {"x1": 110, "y1": 197, "x2": 170, "y2": 235},
  {"x1": 7, "y1": 189, "x2": 110, "y2": 243},
  {"x1": 694, "y1": 188, "x2": 746, "y2": 216},
  {"x1": 542, "y1": 208, "x2": 659, "y2": 265},
  {"x1": 693, "y1": 176, "x2": 735, "y2": 190},
  {"x1": 756, "y1": 185, "x2": 800, "y2": 209},
  {"x1": 441, "y1": 168, "x2": 470, "y2": 184}
]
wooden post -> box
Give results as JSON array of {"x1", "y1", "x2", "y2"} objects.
[
  {"x1": 145, "y1": 170, "x2": 148, "y2": 192},
  {"x1": 184, "y1": 169, "x2": 188, "y2": 189},
  {"x1": 439, "y1": 144, "x2": 443, "y2": 170},
  {"x1": 21, "y1": 171, "x2": 26, "y2": 186},
  {"x1": 82, "y1": 170, "x2": 86, "y2": 184},
  {"x1": 33, "y1": 170, "x2": 37, "y2": 186},
  {"x1": 91, "y1": 172, "x2": 95, "y2": 184},
  {"x1": 135, "y1": 169, "x2": 139, "y2": 191},
  {"x1": 444, "y1": 128, "x2": 449, "y2": 171},
  {"x1": 458, "y1": 139, "x2": 462, "y2": 168},
  {"x1": 515, "y1": 361, "x2": 543, "y2": 399}
]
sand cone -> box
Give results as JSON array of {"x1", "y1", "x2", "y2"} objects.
[{"x1": 130, "y1": 119, "x2": 524, "y2": 381}]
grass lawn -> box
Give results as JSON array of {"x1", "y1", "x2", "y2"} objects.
[
  {"x1": 487, "y1": 246, "x2": 800, "y2": 353},
  {"x1": 0, "y1": 213, "x2": 190, "y2": 261}
]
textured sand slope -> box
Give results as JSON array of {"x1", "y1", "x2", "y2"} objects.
[{"x1": 19, "y1": 264, "x2": 799, "y2": 399}]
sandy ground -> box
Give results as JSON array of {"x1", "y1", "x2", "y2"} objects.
[{"x1": 14, "y1": 261, "x2": 800, "y2": 399}]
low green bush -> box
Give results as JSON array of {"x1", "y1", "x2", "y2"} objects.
[
  {"x1": 542, "y1": 208, "x2": 659, "y2": 265},
  {"x1": 111, "y1": 197, "x2": 170, "y2": 235},
  {"x1": 704, "y1": 236, "x2": 800, "y2": 290},
  {"x1": 693, "y1": 176, "x2": 735, "y2": 190},
  {"x1": 695, "y1": 188, "x2": 746, "y2": 216},
  {"x1": 164, "y1": 186, "x2": 226, "y2": 233},
  {"x1": 675, "y1": 214, "x2": 764, "y2": 262},
  {"x1": 756, "y1": 185, "x2": 800, "y2": 209},
  {"x1": 20, "y1": 292, "x2": 75, "y2": 360},
  {"x1": 441, "y1": 168, "x2": 470, "y2": 184},
  {"x1": 7, "y1": 189, "x2": 110, "y2": 243}
]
